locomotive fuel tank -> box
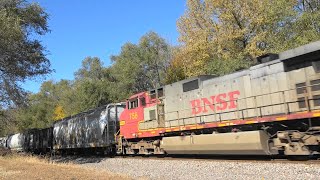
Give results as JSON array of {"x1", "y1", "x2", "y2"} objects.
[{"x1": 161, "y1": 131, "x2": 277, "y2": 155}]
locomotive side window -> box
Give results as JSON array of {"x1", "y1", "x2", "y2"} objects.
[
  {"x1": 298, "y1": 97, "x2": 306, "y2": 109},
  {"x1": 311, "y1": 79, "x2": 320, "y2": 91},
  {"x1": 311, "y1": 79, "x2": 320, "y2": 107},
  {"x1": 183, "y1": 79, "x2": 199, "y2": 92},
  {"x1": 150, "y1": 90, "x2": 156, "y2": 99},
  {"x1": 140, "y1": 97, "x2": 146, "y2": 107},
  {"x1": 296, "y1": 82, "x2": 306, "y2": 94},
  {"x1": 313, "y1": 95, "x2": 320, "y2": 107},
  {"x1": 158, "y1": 88, "x2": 164, "y2": 98},
  {"x1": 149, "y1": 110, "x2": 156, "y2": 120},
  {"x1": 129, "y1": 98, "x2": 138, "y2": 109}
]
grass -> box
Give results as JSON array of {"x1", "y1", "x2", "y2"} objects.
[{"x1": 0, "y1": 154, "x2": 130, "y2": 180}]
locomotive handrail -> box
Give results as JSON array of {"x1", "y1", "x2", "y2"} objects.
[
  {"x1": 166, "y1": 100, "x2": 309, "y2": 122},
  {"x1": 163, "y1": 84, "x2": 320, "y2": 128},
  {"x1": 164, "y1": 82, "x2": 320, "y2": 116},
  {"x1": 164, "y1": 85, "x2": 317, "y2": 115}
]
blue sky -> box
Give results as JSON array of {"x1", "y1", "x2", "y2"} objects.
[{"x1": 24, "y1": 0, "x2": 186, "y2": 92}]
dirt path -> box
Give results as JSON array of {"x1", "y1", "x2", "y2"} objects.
[{"x1": 0, "y1": 155, "x2": 130, "y2": 180}]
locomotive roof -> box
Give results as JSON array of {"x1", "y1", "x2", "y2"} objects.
[
  {"x1": 280, "y1": 40, "x2": 320, "y2": 62},
  {"x1": 128, "y1": 92, "x2": 145, "y2": 99},
  {"x1": 165, "y1": 40, "x2": 320, "y2": 87}
]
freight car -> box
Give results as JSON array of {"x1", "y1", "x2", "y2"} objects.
[
  {"x1": 23, "y1": 127, "x2": 53, "y2": 154},
  {"x1": 0, "y1": 137, "x2": 6, "y2": 148},
  {"x1": 53, "y1": 103, "x2": 124, "y2": 155},
  {"x1": 6, "y1": 133, "x2": 25, "y2": 152},
  {"x1": 118, "y1": 41, "x2": 320, "y2": 158},
  {"x1": 2, "y1": 103, "x2": 124, "y2": 156}
]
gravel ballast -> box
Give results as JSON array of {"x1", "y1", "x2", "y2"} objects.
[{"x1": 81, "y1": 157, "x2": 320, "y2": 180}]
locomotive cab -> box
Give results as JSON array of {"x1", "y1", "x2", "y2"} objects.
[
  {"x1": 120, "y1": 88, "x2": 165, "y2": 139},
  {"x1": 120, "y1": 92, "x2": 147, "y2": 139}
]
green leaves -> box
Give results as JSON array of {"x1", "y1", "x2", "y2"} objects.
[
  {"x1": 167, "y1": 0, "x2": 320, "y2": 84},
  {"x1": 11, "y1": 32, "x2": 173, "y2": 131},
  {"x1": 5, "y1": 0, "x2": 320, "y2": 134},
  {"x1": 0, "y1": 0, "x2": 51, "y2": 107},
  {"x1": 110, "y1": 31, "x2": 172, "y2": 100}
]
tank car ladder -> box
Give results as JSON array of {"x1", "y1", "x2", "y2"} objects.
[{"x1": 115, "y1": 130, "x2": 124, "y2": 154}]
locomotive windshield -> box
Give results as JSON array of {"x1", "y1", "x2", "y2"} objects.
[{"x1": 128, "y1": 98, "x2": 138, "y2": 109}]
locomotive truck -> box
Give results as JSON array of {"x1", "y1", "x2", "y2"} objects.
[{"x1": 2, "y1": 41, "x2": 320, "y2": 159}]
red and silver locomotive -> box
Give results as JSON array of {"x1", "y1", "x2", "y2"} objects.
[{"x1": 119, "y1": 41, "x2": 320, "y2": 157}]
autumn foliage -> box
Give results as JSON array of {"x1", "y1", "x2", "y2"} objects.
[
  {"x1": 1, "y1": 0, "x2": 320, "y2": 134},
  {"x1": 165, "y1": 0, "x2": 320, "y2": 82},
  {"x1": 53, "y1": 105, "x2": 66, "y2": 121}
]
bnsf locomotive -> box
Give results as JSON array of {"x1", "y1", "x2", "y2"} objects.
[{"x1": 2, "y1": 41, "x2": 320, "y2": 158}]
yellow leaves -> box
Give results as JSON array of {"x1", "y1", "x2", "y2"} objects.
[
  {"x1": 165, "y1": 48, "x2": 187, "y2": 84},
  {"x1": 173, "y1": 0, "x2": 319, "y2": 83},
  {"x1": 178, "y1": 0, "x2": 303, "y2": 71},
  {"x1": 53, "y1": 105, "x2": 66, "y2": 121}
]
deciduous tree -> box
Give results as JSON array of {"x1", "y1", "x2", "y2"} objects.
[
  {"x1": 173, "y1": 0, "x2": 320, "y2": 82},
  {"x1": 0, "y1": 0, "x2": 51, "y2": 107},
  {"x1": 110, "y1": 31, "x2": 172, "y2": 99}
]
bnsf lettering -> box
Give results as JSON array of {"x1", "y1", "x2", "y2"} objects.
[{"x1": 190, "y1": 90, "x2": 240, "y2": 115}]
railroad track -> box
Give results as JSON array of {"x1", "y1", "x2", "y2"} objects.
[
  {"x1": 18, "y1": 152, "x2": 320, "y2": 165},
  {"x1": 113, "y1": 154, "x2": 320, "y2": 164},
  {"x1": 20, "y1": 153, "x2": 320, "y2": 179}
]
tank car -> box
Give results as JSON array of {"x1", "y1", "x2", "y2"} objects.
[
  {"x1": 0, "y1": 137, "x2": 6, "y2": 148},
  {"x1": 53, "y1": 103, "x2": 124, "y2": 155},
  {"x1": 6, "y1": 133, "x2": 25, "y2": 152},
  {"x1": 118, "y1": 41, "x2": 320, "y2": 158}
]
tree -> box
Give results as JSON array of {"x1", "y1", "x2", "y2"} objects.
[
  {"x1": 165, "y1": 47, "x2": 187, "y2": 84},
  {"x1": 75, "y1": 57, "x2": 106, "y2": 81},
  {"x1": 13, "y1": 80, "x2": 74, "y2": 130},
  {"x1": 174, "y1": 0, "x2": 320, "y2": 80},
  {"x1": 110, "y1": 31, "x2": 172, "y2": 100},
  {"x1": 0, "y1": 108, "x2": 18, "y2": 136},
  {"x1": 73, "y1": 57, "x2": 112, "y2": 112},
  {"x1": 139, "y1": 32, "x2": 172, "y2": 87},
  {"x1": 287, "y1": 0, "x2": 320, "y2": 48},
  {"x1": 0, "y1": 0, "x2": 51, "y2": 107},
  {"x1": 53, "y1": 105, "x2": 65, "y2": 121},
  {"x1": 12, "y1": 57, "x2": 113, "y2": 131}
]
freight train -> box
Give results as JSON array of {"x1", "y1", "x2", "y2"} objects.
[
  {"x1": 2, "y1": 41, "x2": 320, "y2": 159},
  {"x1": 1, "y1": 104, "x2": 124, "y2": 155}
]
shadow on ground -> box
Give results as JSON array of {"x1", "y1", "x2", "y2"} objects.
[
  {"x1": 51, "y1": 155, "x2": 108, "y2": 164},
  {"x1": 0, "y1": 147, "x2": 11, "y2": 156}
]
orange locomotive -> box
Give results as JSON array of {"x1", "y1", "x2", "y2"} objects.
[{"x1": 118, "y1": 41, "x2": 320, "y2": 158}]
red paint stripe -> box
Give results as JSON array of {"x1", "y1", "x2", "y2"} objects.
[{"x1": 132, "y1": 111, "x2": 317, "y2": 139}]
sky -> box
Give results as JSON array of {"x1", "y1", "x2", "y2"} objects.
[{"x1": 23, "y1": 0, "x2": 186, "y2": 93}]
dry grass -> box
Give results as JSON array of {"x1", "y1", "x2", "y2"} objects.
[{"x1": 0, "y1": 154, "x2": 130, "y2": 180}]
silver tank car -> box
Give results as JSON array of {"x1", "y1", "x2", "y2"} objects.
[
  {"x1": 53, "y1": 103, "x2": 124, "y2": 152},
  {"x1": 6, "y1": 133, "x2": 25, "y2": 151},
  {"x1": 0, "y1": 137, "x2": 7, "y2": 148}
]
